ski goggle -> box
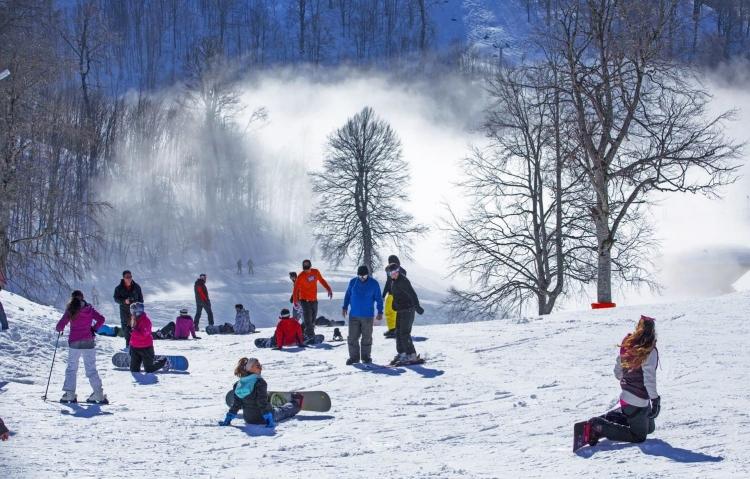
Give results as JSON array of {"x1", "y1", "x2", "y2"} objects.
[{"x1": 389, "y1": 268, "x2": 400, "y2": 276}]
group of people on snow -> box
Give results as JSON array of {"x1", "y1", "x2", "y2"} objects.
[{"x1": 236, "y1": 258, "x2": 254, "y2": 275}]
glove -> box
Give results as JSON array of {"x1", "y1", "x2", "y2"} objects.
[
  {"x1": 415, "y1": 305, "x2": 424, "y2": 315},
  {"x1": 263, "y1": 412, "x2": 275, "y2": 428},
  {"x1": 327, "y1": 290, "x2": 333, "y2": 299},
  {"x1": 648, "y1": 397, "x2": 661, "y2": 419},
  {"x1": 193, "y1": 336, "x2": 202, "y2": 340},
  {"x1": 218, "y1": 412, "x2": 237, "y2": 426},
  {"x1": 91, "y1": 327, "x2": 97, "y2": 335}
]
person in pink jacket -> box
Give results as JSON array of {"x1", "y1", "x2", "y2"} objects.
[
  {"x1": 174, "y1": 308, "x2": 200, "y2": 340},
  {"x1": 128, "y1": 302, "x2": 167, "y2": 373},
  {"x1": 55, "y1": 290, "x2": 107, "y2": 404}
]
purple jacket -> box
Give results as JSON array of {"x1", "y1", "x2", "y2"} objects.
[
  {"x1": 174, "y1": 315, "x2": 195, "y2": 339},
  {"x1": 56, "y1": 304, "x2": 105, "y2": 345}
]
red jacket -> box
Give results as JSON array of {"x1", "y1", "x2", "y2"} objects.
[
  {"x1": 274, "y1": 318, "x2": 304, "y2": 347},
  {"x1": 129, "y1": 313, "x2": 154, "y2": 349},
  {"x1": 194, "y1": 279, "x2": 209, "y2": 303},
  {"x1": 293, "y1": 268, "x2": 332, "y2": 303}
]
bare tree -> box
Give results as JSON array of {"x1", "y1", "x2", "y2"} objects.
[
  {"x1": 548, "y1": 0, "x2": 741, "y2": 304},
  {"x1": 447, "y1": 65, "x2": 595, "y2": 316},
  {"x1": 311, "y1": 106, "x2": 426, "y2": 272}
]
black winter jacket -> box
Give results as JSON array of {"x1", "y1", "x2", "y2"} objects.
[
  {"x1": 389, "y1": 275, "x2": 420, "y2": 311},
  {"x1": 113, "y1": 280, "x2": 143, "y2": 318},
  {"x1": 228, "y1": 377, "x2": 273, "y2": 424},
  {"x1": 382, "y1": 266, "x2": 407, "y2": 298}
]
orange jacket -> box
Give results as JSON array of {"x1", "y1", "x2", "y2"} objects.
[{"x1": 293, "y1": 268, "x2": 332, "y2": 303}]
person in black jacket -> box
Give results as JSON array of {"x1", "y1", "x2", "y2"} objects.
[
  {"x1": 386, "y1": 263, "x2": 424, "y2": 364},
  {"x1": 113, "y1": 270, "x2": 143, "y2": 349},
  {"x1": 219, "y1": 357, "x2": 303, "y2": 427},
  {"x1": 381, "y1": 255, "x2": 406, "y2": 338}
]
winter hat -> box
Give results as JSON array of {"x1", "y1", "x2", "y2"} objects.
[
  {"x1": 235, "y1": 304, "x2": 244, "y2": 310},
  {"x1": 387, "y1": 255, "x2": 401, "y2": 266},
  {"x1": 72, "y1": 290, "x2": 84, "y2": 299},
  {"x1": 179, "y1": 308, "x2": 189, "y2": 315},
  {"x1": 357, "y1": 265, "x2": 369, "y2": 276},
  {"x1": 280, "y1": 308, "x2": 291, "y2": 318},
  {"x1": 130, "y1": 302, "x2": 145, "y2": 316}
]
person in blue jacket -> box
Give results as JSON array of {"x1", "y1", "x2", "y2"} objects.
[{"x1": 342, "y1": 265, "x2": 383, "y2": 365}]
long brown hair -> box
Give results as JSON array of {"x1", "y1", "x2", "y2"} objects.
[{"x1": 620, "y1": 316, "x2": 657, "y2": 370}]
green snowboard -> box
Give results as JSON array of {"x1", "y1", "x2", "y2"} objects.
[{"x1": 225, "y1": 390, "x2": 331, "y2": 412}]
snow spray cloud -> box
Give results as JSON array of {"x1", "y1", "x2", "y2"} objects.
[{"x1": 99, "y1": 67, "x2": 487, "y2": 278}]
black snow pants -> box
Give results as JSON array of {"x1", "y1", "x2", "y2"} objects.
[
  {"x1": 194, "y1": 301, "x2": 214, "y2": 329},
  {"x1": 300, "y1": 300, "x2": 318, "y2": 339},
  {"x1": 129, "y1": 346, "x2": 166, "y2": 373},
  {"x1": 395, "y1": 308, "x2": 416, "y2": 355},
  {"x1": 592, "y1": 405, "x2": 656, "y2": 443}
]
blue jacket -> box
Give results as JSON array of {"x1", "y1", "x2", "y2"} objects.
[{"x1": 343, "y1": 277, "x2": 384, "y2": 318}]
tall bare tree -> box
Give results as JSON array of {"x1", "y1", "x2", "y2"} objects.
[
  {"x1": 549, "y1": 0, "x2": 741, "y2": 304},
  {"x1": 311, "y1": 107, "x2": 426, "y2": 272},
  {"x1": 447, "y1": 65, "x2": 595, "y2": 316}
]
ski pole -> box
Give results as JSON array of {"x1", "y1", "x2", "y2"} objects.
[{"x1": 42, "y1": 331, "x2": 62, "y2": 401}]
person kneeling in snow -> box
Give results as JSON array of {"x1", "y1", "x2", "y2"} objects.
[
  {"x1": 173, "y1": 308, "x2": 200, "y2": 339},
  {"x1": 585, "y1": 315, "x2": 661, "y2": 446},
  {"x1": 219, "y1": 357, "x2": 303, "y2": 427},
  {"x1": 128, "y1": 302, "x2": 168, "y2": 373},
  {"x1": 55, "y1": 290, "x2": 108, "y2": 404}
]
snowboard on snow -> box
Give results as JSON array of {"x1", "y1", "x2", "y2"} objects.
[
  {"x1": 573, "y1": 421, "x2": 590, "y2": 452},
  {"x1": 205, "y1": 324, "x2": 234, "y2": 335},
  {"x1": 225, "y1": 389, "x2": 331, "y2": 412},
  {"x1": 254, "y1": 334, "x2": 324, "y2": 348},
  {"x1": 111, "y1": 352, "x2": 189, "y2": 371}
]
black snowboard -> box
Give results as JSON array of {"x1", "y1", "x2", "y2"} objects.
[
  {"x1": 254, "y1": 334, "x2": 324, "y2": 348},
  {"x1": 573, "y1": 421, "x2": 589, "y2": 452}
]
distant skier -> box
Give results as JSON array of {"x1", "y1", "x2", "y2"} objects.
[
  {"x1": 90, "y1": 286, "x2": 100, "y2": 307},
  {"x1": 55, "y1": 290, "x2": 108, "y2": 404},
  {"x1": 174, "y1": 308, "x2": 200, "y2": 339},
  {"x1": 0, "y1": 271, "x2": 9, "y2": 331},
  {"x1": 584, "y1": 315, "x2": 660, "y2": 447},
  {"x1": 381, "y1": 255, "x2": 406, "y2": 339},
  {"x1": 219, "y1": 357, "x2": 303, "y2": 427},
  {"x1": 271, "y1": 308, "x2": 306, "y2": 349},
  {"x1": 293, "y1": 259, "x2": 333, "y2": 343},
  {"x1": 193, "y1": 273, "x2": 214, "y2": 331},
  {"x1": 237, "y1": 259, "x2": 243, "y2": 275},
  {"x1": 387, "y1": 263, "x2": 424, "y2": 365},
  {"x1": 233, "y1": 304, "x2": 256, "y2": 334},
  {"x1": 342, "y1": 265, "x2": 383, "y2": 365},
  {"x1": 0, "y1": 418, "x2": 9, "y2": 441},
  {"x1": 128, "y1": 302, "x2": 168, "y2": 373},
  {"x1": 113, "y1": 270, "x2": 143, "y2": 349},
  {"x1": 247, "y1": 258, "x2": 254, "y2": 275}
]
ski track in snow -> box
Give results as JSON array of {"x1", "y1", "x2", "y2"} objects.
[{"x1": 1, "y1": 288, "x2": 748, "y2": 478}]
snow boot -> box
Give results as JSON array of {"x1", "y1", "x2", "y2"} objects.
[
  {"x1": 390, "y1": 353, "x2": 407, "y2": 365},
  {"x1": 362, "y1": 357, "x2": 372, "y2": 364},
  {"x1": 60, "y1": 391, "x2": 77, "y2": 403},
  {"x1": 346, "y1": 358, "x2": 360, "y2": 365},
  {"x1": 86, "y1": 390, "x2": 109, "y2": 405},
  {"x1": 586, "y1": 419, "x2": 601, "y2": 447},
  {"x1": 383, "y1": 329, "x2": 396, "y2": 338},
  {"x1": 405, "y1": 353, "x2": 419, "y2": 362},
  {"x1": 332, "y1": 328, "x2": 344, "y2": 341}
]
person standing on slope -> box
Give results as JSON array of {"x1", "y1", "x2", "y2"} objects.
[
  {"x1": 247, "y1": 258, "x2": 254, "y2": 275},
  {"x1": 219, "y1": 357, "x2": 303, "y2": 427},
  {"x1": 387, "y1": 263, "x2": 424, "y2": 365},
  {"x1": 289, "y1": 272, "x2": 302, "y2": 322},
  {"x1": 584, "y1": 316, "x2": 660, "y2": 446},
  {"x1": 236, "y1": 259, "x2": 242, "y2": 275},
  {"x1": 193, "y1": 273, "x2": 214, "y2": 331},
  {"x1": 293, "y1": 259, "x2": 333, "y2": 343},
  {"x1": 381, "y1": 255, "x2": 406, "y2": 339},
  {"x1": 128, "y1": 302, "x2": 167, "y2": 373},
  {"x1": 113, "y1": 270, "x2": 143, "y2": 350},
  {"x1": 55, "y1": 290, "x2": 108, "y2": 404},
  {"x1": 342, "y1": 265, "x2": 383, "y2": 365}
]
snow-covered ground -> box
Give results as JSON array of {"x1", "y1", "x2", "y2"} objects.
[{"x1": 1, "y1": 287, "x2": 748, "y2": 478}]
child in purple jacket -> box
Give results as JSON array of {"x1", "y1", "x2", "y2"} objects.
[{"x1": 55, "y1": 290, "x2": 108, "y2": 404}]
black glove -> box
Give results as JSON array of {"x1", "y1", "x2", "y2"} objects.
[
  {"x1": 648, "y1": 396, "x2": 661, "y2": 419},
  {"x1": 415, "y1": 305, "x2": 424, "y2": 315},
  {"x1": 91, "y1": 327, "x2": 98, "y2": 335}
]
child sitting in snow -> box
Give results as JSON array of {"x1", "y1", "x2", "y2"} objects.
[
  {"x1": 219, "y1": 357, "x2": 303, "y2": 427},
  {"x1": 271, "y1": 308, "x2": 305, "y2": 349},
  {"x1": 174, "y1": 308, "x2": 200, "y2": 339}
]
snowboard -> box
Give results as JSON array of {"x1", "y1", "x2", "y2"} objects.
[
  {"x1": 389, "y1": 355, "x2": 426, "y2": 367},
  {"x1": 111, "y1": 352, "x2": 189, "y2": 371},
  {"x1": 254, "y1": 334, "x2": 324, "y2": 348},
  {"x1": 573, "y1": 421, "x2": 590, "y2": 452},
  {"x1": 225, "y1": 390, "x2": 331, "y2": 412}
]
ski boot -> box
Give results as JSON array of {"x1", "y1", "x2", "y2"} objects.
[
  {"x1": 86, "y1": 390, "x2": 109, "y2": 405},
  {"x1": 60, "y1": 391, "x2": 77, "y2": 403},
  {"x1": 383, "y1": 329, "x2": 396, "y2": 338},
  {"x1": 346, "y1": 357, "x2": 360, "y2": 366}
]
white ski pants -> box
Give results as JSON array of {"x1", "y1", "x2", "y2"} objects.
[{"x1": 63, "y1": 347, "x2": 102, "y2": 393}]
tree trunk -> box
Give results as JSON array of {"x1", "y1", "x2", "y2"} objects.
[{"x1": 595, "y1": 218, "x2": 613, "y2": 303}]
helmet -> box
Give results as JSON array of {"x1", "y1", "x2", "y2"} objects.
[{"x1": 129, "y1": 302, "x2": 144, "y2": 316}]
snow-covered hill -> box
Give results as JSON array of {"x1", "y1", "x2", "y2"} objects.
[{"x1": 0, "y1": 289, "x2": 747, "y2": 478}]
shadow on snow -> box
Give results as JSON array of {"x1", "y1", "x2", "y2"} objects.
[{"x1": 576, "y1": 438, "x2": 724, "y2": 463}]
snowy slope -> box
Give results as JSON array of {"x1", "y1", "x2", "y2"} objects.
[{"x1": 1, "y1": 290, "x2": 748, "y2": 478}]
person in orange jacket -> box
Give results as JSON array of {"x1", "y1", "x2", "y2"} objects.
[{"x1": 293, "y1": 259, "x2": 333, "y2": 342}]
